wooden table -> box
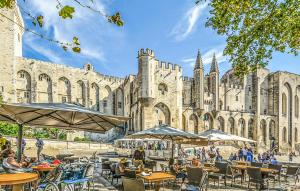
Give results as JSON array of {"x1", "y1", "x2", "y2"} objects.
[
  {"x1": 125, "y1": 168, "x2": 152, "y2": 174},
  {"x1": 235, "y1": 161, "x2": 249, "y2": 166},
  {"x1": 137, "y1": 172, "x2": 175, "y2": 191},
  {"x1": 0, "y1": 173, "x2": 39, "y2": 191},
  {"x1": 203, "y1": 166, "x2": 219, "y2": 173},
  {"x1": 231, "y1": 165, "x2": 278, "y2": 173}
]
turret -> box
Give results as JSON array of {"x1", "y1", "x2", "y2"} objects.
[
  {"x1": 209, "y1": 53, "x2": 219, "y2": 110},
  {"x1": 137, "y1": 48, "x2": 156, "y2": 100},
  {"x1": 193, "y1": 50, "x2": 204, "y2": 111}
]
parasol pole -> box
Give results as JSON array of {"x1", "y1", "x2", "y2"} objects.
[{"x1": 17, "y1": 124, "x2": 23, "y2": 162}]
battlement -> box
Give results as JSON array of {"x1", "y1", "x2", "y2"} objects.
[
  {"x1": 157, "y1": 61, "x2": 181, "y2": 71},
  {"x1": 182, "y1": 76, "x2": 194, "y2": 82},
  {"x1": 138, "y1": 48, "x2": 155, "y2": 57}
]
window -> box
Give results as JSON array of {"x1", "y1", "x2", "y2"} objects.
[
  {"x1": 20, "y1": 73, "x2": 25, "y2": 78},
  {"x1": 90, "y1": 101, "x2": 93, "y2": 105},
  {"x1": 103, "y1": 100, "x2": 107, "y2": 107},
  {"x1": 159, "y1": 120, "x2": 162, "y2": 125},
  {"x1": 0, "y1": 86, "x2": 3, "y2": 92},
  {"x1": 282, "y1": 93, "x2": 287, "y2": 116},
  {"x1": 46, "y1": 77, "x2": 50, "y2": 82},
  {"x1": 248, "y1": 87, "x2": 251, "y2": 92},
  {"x1": 24, "y1": 92, "x2": 30, "y2": 98},
  {"x1": 249, "y1": 106, "x2": 252, "y2": 109},
  {"x1": 236, "y1": 96, "x2": 239, "y2": 101},
  {"x1": 118, "y1": 102, "x2": 122, "y2": 108},
  {"x1": 62, "y1": 97, "x2": 67, "y2": 103}
]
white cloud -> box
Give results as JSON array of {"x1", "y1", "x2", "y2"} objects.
[
  {"x1": 182, "y1": 45, "x2": 228, "y2": 67},
  {"x1": 170, "y1": 2, "x2": 208, "y2": 41},
  {"x1": 20, "y1": 0, "x2": 122, "y2": 69}
]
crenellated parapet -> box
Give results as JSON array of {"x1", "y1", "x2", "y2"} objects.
[
  {"x1": 138, "y1": 48, "x2": 155, "y2": 57},
  {"x1": 157, "y1": 61, "x2": 181, "y2": 72}
]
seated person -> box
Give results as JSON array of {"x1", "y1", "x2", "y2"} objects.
[
  {"x1": 191, "y1": 158, "x2": 200, "y2": 167},
  {"x1": 2, "y1": 149, "x2": 32, "y2": 173},
  {"x1": 118, "y1": 158, "x2": 127, "y2": 173},
  {"x1": 169, "y1": 158, "x2": 187, "y2": 184}
]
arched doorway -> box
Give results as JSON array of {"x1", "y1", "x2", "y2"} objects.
[
  {"x1": 154, "y1": 102, "x2": 171, "y2": 126},
  {"x1": 37, "y1": 73, "x2": 52, "y2": 103},
  {"x1": 58, "y1": 77, "x2": 71, "y2": 103},
  {"x1": 228, "y1": 117, "x2": 235, "y2": 135},
  {"x1": 238, "y1": 118, "x2": 246, "y2": 137},
  {"x1": 204, "y1": 113, "x2": 213, "y2": 130},
  {"x1": 189, "y1": 114, "x2": 198, "y2": 134},
  {"x1": 17, "y1": 70, "x2": 31, "y2": 103},
  {"x1": 217, "y1": 116, "x2": 225, "y2": 131}
]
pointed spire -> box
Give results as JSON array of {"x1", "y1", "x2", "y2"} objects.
[
  {"x1": 210, "y1": 53, "x2": 219, "y2": 73},
  {"x1": 194, "y1": 50, "x2": 203, "y2": 70}
]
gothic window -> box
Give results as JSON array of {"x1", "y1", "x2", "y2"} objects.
[
  {"x1": 236, "y1": 96, "x2": 238, "y2": 101},
  {"x1": 24, "y1": 92, "x2": 30, "y2": 98},
  {"x1": 158, "y1": 83, "x2": 168, "y2": 95},
  {"x1": 20, "y1": 73, "x2": 25, "y2": 78},
  {"x1": 283, "y1": 127, "x2": 287, "y2": 143},
  {"x1": 295, "y1": 95, "x2": 299, "y2": 118},
  {"x1": 118, "y1": 102, "x2": 122, "y2": 108},
  {"x1": 62, "y1": 96, "x2": 67, "y2": 103},
  {"x1": 282, "y1": 93, "x2": 287, "y2": 116},
  {"x1": 39, "y1": 76, "x2": 43, "y2": 81}
]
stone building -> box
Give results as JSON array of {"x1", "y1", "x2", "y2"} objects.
[{"x1": 1, "y1": 5, "x2": 300, "y2": 152}]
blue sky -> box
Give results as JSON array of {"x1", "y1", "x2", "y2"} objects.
[{"x1": 21, "y1": 0, "x2": 299, "y2": 78}]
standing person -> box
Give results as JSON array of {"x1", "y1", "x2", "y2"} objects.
[
  {"x1": 133, "y1": 146, "x2": 145, "y2": 164},
  {"x1": 243, "y1": 147, "x2": 248, "y2": 161},
  {"x1": 35, "y1": 138, "x2": 44, "y2": 161},
  {"x1": 238, "y1": 148, "x2": 243, "y2": 161},
  {"x1": 0, "y1": 134, "x2": 7, "y2": 150}
]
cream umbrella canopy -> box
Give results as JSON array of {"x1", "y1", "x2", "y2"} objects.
[
  {"x1": 198, "y1": 129, "x2": 256, "y2": 143},
  {"x1": 0, "y1": 103, "x2": 130, "y2": 161},
  {"x1": 127, "y1": 124, "x2": 207, "y2": 158}
]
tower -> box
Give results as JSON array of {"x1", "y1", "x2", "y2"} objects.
[
  {"x1": 193, "y1": 50, "x2": 204, "y2": 112},
  {"x1": 137, "y1": 48, "x2": 156, "y2": 101},
  {"x1": 0, "y1": 4, "x2": 24, "y2": 102},
  {"x1": 209, "y1": 53, "x2": 219, "y2": 110}
]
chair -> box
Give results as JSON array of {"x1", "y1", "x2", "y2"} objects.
[
  {"x1": 247, "y1": 167, "x2": 269, "y2": 190},
  {"x1": 144, "y1": 160, "x2": 157, "y2": 171},
  {"x1": 186, "y1": 169, "x2": 208, "y2": 191},
  {"x1": 226, "y1": 165, "x2": 243, "y2": 186},
  {"x1": 208, "y1": 162, "x2": 228, "y2": 188},
  {"x1": 122, "y1": 177, "x2": 145, "y2": 191},
  {"x1": 82, "y1": 164, "x2": 95, "y2": 191},
  {"x1": 283, "y1": 166, "x2": 299, "y2": 184},
  {"x1": 160, "y1": 163, "x2": 168, "y2": 172},
  {"x1": 101, "y1": 162, "x2": 111, "y2": 177},
  {"x1": 110, "y1": 163, "x2": 124, "y2": 184},
  {"x1": 268, "y1": 164, "x2": 282, "y2": 184},
  {"x1": 251, "y1": 162, "x2": 263, "y2": 167},
  {"x1": 124, "y1": 170, "x2": 137, "y2": 179}
]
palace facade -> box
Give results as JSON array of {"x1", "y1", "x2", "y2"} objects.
[{"x1": 1, "y1": 6, "x2": 300, "y2": 152}]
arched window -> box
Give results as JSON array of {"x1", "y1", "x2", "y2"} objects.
[
  {"x1": 295, "y1": 95, "x2": 299, "y2": 118},
  {"x1": 283, "y1": 127, "x2": 287, "y2": 143},
  {"x1": 158, "y1": 83, "x2": 168, "y2": 95},
  {"x1": 248, "y1": 119, "x2": 254, "y2": 139},
  {"x1": 260, "y1": 120, "x2": 267, "y2": 145},
  {"x1": 228, "y1": 117, "x2": 235, "y2": 135},
  {"x1": 282, "y1": 93, "x2": 287, "y2": 116}
]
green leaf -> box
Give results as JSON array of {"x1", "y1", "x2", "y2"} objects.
[
  {"x1": 59, "y1": 5, "x2": 75, "y2": 19},
  {"x1": 37, "y1": 15, "x2": 44, "y2": 27},
  {"x1": 0, "y1": 0, "x2": 15, "y2": 9},
  {"x1": 108, "y1": 12, "x2": 124, "y2": 26},
  {"x1": 73, "y1": 36, "x2": 80, "y2": 46},
  {"x1": 72, "y1": 46, "x2": 81, "y2": 53}
]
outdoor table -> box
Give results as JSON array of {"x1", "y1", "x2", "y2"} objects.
[
  {"x1": 0, "y1": 173, "x2": 39, "y2": 191},
  {"x1": 235, "y1": 161, "x2": 249, "y2": 166},
  {"x1": 231, "y1": 165, "x2": 278, "y2": 180},
  {"x1": 125, "y1": 168, "x2": 152, "y2": 174},
  {"x1": 137, "y1": 172, "x2": 175, "y2": 191}
]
